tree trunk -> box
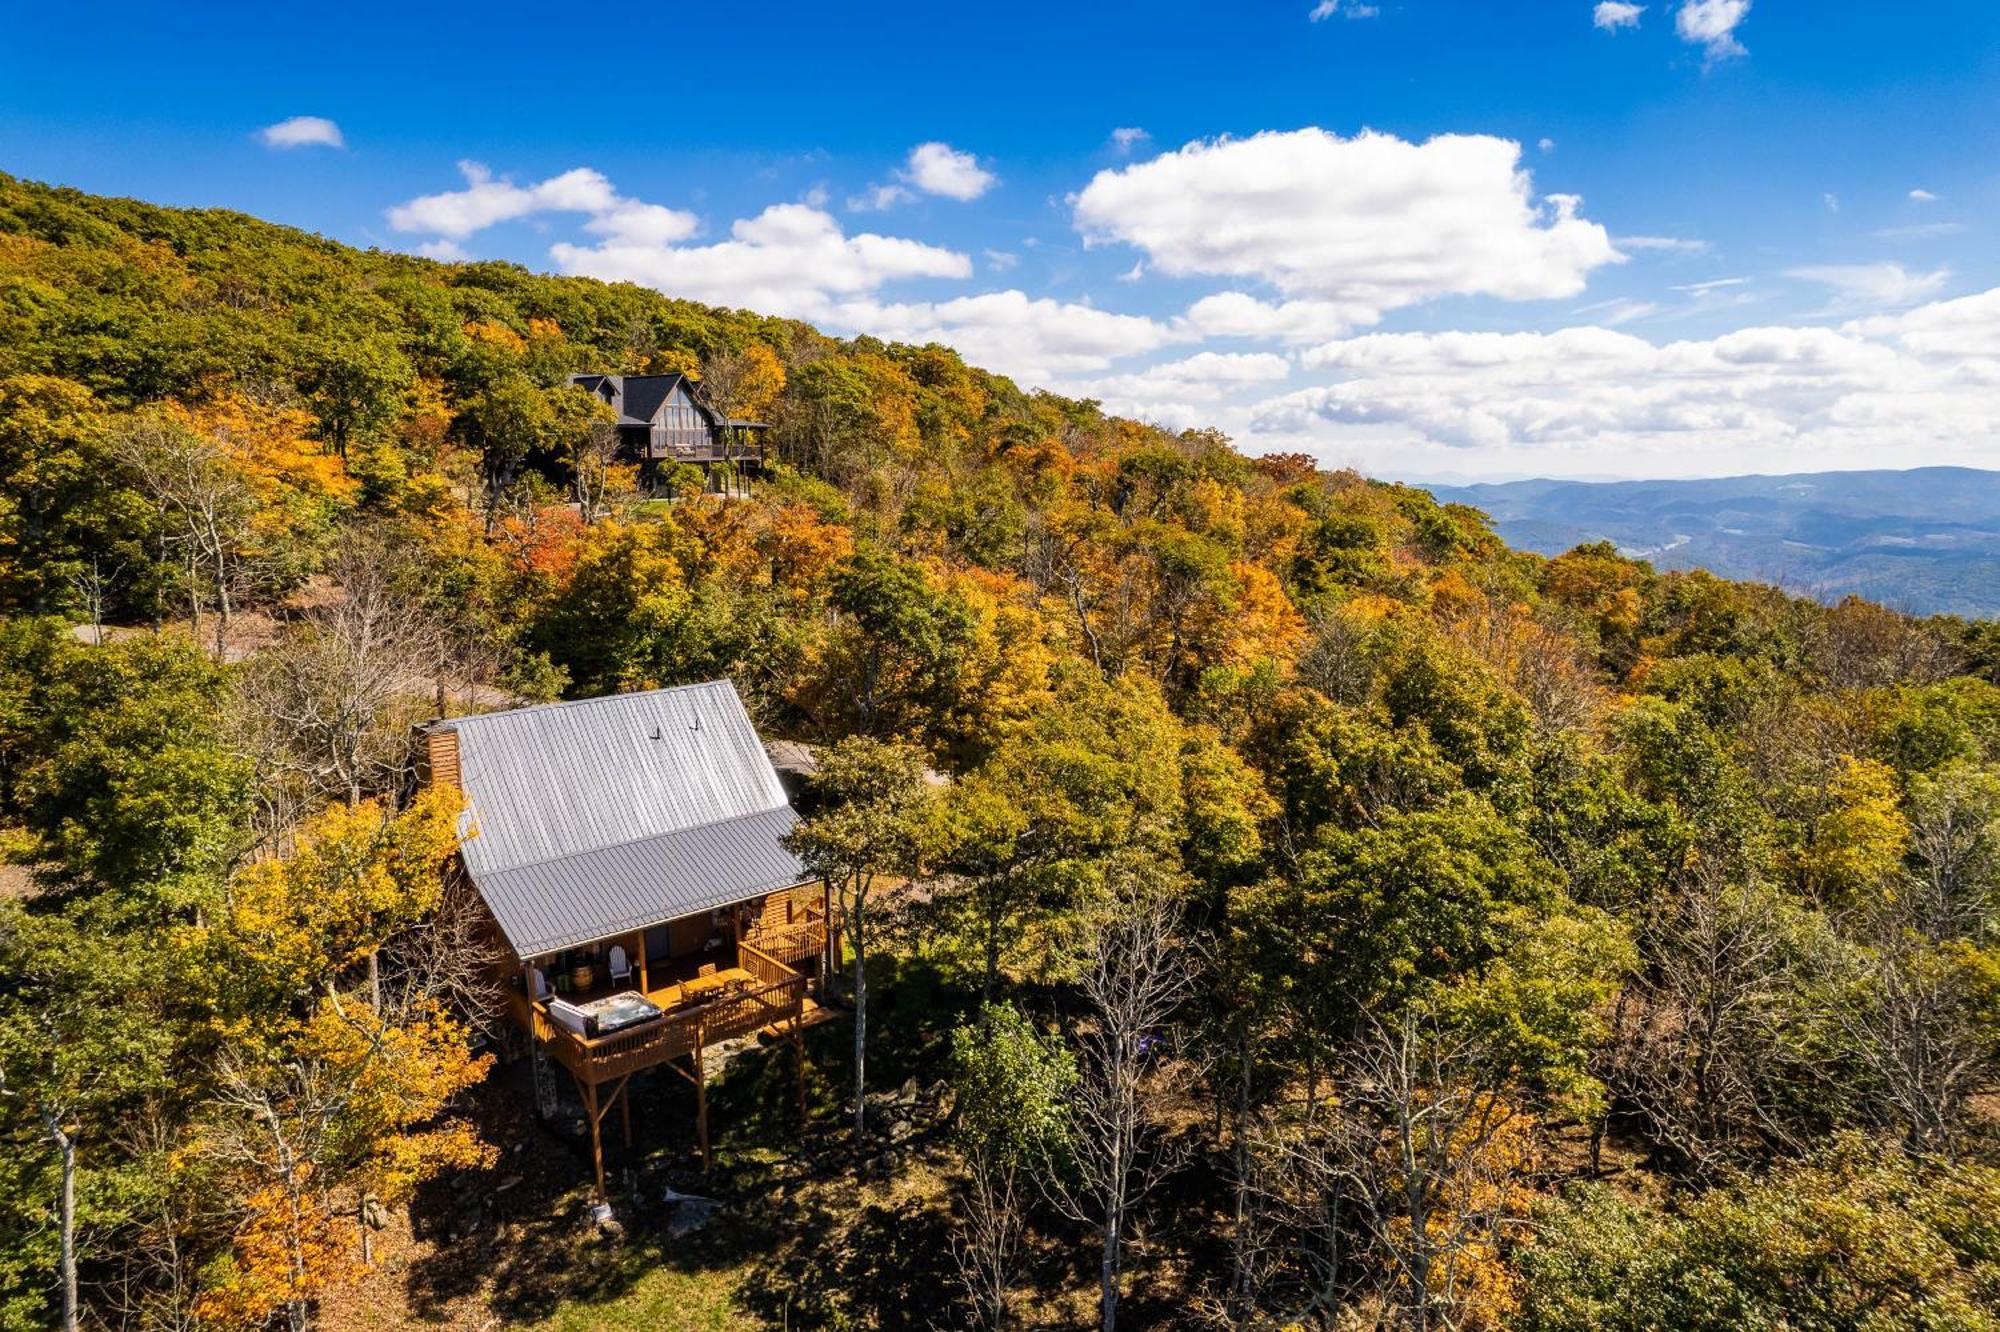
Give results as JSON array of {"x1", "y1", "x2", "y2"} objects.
[
  {"x1": 1100, "y1": 1205, "x2": 1121, "y2": 1332},
  {"x1": 47, "y1": 1115, "x2": 77, "y2": 1332},
  {"x1": 852, "y1": 911, "x2": 868, "y2": 1137}
]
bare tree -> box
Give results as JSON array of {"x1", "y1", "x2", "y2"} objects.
[
  {"x1": 1329, "y1": 1009, "x2": 1535, "y2": 1332},
  {"x1": 112, "y1": 412, "x2": 259, "y2": 659},
  {"x1": 571, "y1": 418, "x2": 625, "y2": 523},
  {"x1": 1611, "y1": 859, "x2": 1836, "y2": 1172},
  {"x1": 65, "y1": 554, "x2": 125, "y2": 646},
  {"x1": 237, "y1": 529, "x2": 446, "y2": 814},
  {"x1": 1052, "y1": 881, "x2": 1195, "y2": 1332}
]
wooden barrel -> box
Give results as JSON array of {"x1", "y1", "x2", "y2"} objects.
[{"x1": 569, "y1": 962, "x2": 596, "y2": 992}]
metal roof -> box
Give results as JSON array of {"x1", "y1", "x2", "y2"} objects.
[
  {"x1": 473, "y1": 807, "x2": 804, "y2": 957},
  {"x1": 437, "y1": 681, "x2": 810, "y2": 958}
]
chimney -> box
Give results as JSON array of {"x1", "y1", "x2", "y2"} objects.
[{"x1": 424, "y1": 726, "x2": 461, "y2": 791}]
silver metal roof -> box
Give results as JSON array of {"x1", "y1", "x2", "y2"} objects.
[
  {"x1": 474, "y1": 807, "x2": 805, "y2": 958},
  {"x1": 437, "y1": 681, "x2": 810, "y2": 958}
]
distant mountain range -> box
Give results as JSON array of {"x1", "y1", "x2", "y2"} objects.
[{"x1": 1421, "y1": 467, "x2": 2000, "y2": 619}]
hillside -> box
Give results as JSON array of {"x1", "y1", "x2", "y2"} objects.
[
  {"x1": 1427, "y1": 467, "x2": 2000, "y2": 617},
  {"x1": 4, "y1": 174, "x2": 2000, "y2": 1332}
]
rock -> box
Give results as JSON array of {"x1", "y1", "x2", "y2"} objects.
[
  {"x1": 494, "y1": 1174, "x2": 524, "y2": 1194},
  {"x1": 888, "y1": 1118, "x2": 915, "y2": 1143},
  {"x1": 897, "y1": 1077, "x2": 920, "y2": 1103}
]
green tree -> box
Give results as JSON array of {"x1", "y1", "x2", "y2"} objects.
[
  {"x1": 785, "y1": 738, "x2": 942, "y2": 1134},
  {"x1": 948, "y1": 1003, "x2": 1076, "y2": 1330}
]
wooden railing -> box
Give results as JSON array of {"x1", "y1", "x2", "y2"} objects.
[
  {"x1": 513, "y1": 946, "x2": 807, "y2": 1087},
  {"x1": 744, "y1": 918, "x2": 827, "y2": 969}
]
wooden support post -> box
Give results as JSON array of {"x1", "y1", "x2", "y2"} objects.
[
  {"x1": 795, "y1": 1028, "x2": 808, "y2": 1125},
  {"x1": 635, "y1": 931, "x2": 649, "y2": 996},
  {"x1": 695, "y1": 1039, "x2": 711, "y2": 1173},
  {"x1": 621, "y1": 1079, "x2": 633, "y2": 1149},
  {"x1": 582, "y1": 1078, "x2": 606, "y2": 1204}
]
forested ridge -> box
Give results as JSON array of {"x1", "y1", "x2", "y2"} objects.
[{"x1": 4, "y1": 170, "x2": 2000, "y2": 1331}]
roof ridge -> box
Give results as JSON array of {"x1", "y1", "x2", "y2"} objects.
[{"x1": 433, "y1": 679, "x2": 738, "y2": 731}]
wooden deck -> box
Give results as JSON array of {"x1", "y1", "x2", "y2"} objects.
[{"x1": 501, "y1": 932, "x2": 825, "y2": 1199}]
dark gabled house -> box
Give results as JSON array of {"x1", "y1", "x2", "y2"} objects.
[{"x1": 568, "y1": 372, "x2": 772, "y2": 494}]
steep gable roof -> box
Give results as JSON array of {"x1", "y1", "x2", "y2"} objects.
[{"x1": 435, "y1": 681, "x2": 808, "y2": 957}]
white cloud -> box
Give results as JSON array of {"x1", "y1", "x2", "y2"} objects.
[
  {"x1": 387, "y1": 161, "x2": 658, "y2": 239},
  {"x1": 903, "y1": 142, "x2": 997, "y2": 201},
  {"x1": 1594, "y1": 3, "x2": 1645, "y2": 31},
  {"x1": 1073, "y1": 128, "x2": 1620, "y2": 336},
  {"x1": 257, "y1": 116, "x2": 345, "y2": 150},
  {"x1": 1110, "y1": 127, "x2": 1151, "y2": 154},
  {"x1": 835, "y1": 291, "x2": 1185, "y2": 383},
  {"x1": 1875, "y1": 222, "x2": 1967, "y2": 242},
  {"x1": 1053, "y1": 352, "x2": 1293, "y2": 429},
  {"x1": 848, "y1": 182, "x2": 916, "y2": 212},
  {"x1": 1573, "y1": 297, "x2": 1661, "y2": 326},
  {"x1": 983, "y1": 249, "x2": 1019, "y2": 271},
  {"x1": 553, "y1": 202, "x2": 970, "y2": 321},
  {"x1": 1243, "y1": 286, "x2": 2000, "y2": 474},
  {"x1": 1616, "y1": 234, "x2": 1710, "y2": 253},
  {"x1": 1824, "y1": 192, "x2": 1841, "y2": 212},
  {"x1": 1309, "y1": 0, "x2": 1379, "y2": 17},
  {"x1": 1787, "y1": 262, "x2": 1950, "y2": 310},
  {"x1": 416, "y1": 239, "x2": 470, "y2": 262},
  {"x1": 1675, "y1": 0, "x2": 1749, "y2": 58},
  {"x1": 1909, "y1": 188, "x2": 1939, "y2": 202},
  {"x1": 1182, "y1": 292, "x2": 1379, "y2": 345},
  {"x1": 1538, "y1": 137, "x2": 1557, "y2": 153}
]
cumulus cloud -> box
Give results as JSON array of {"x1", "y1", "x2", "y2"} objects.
[
  {"x1": 385, "y1": 161, "x2": 677, "y2": 240},
  {"x1": 1238, "y1": 285, "x2": 2000, "y2": 473},
  {"x1": 903, "y1": 142, "x2": 997, "y2": 201},
  {"x1": 1675, "y1": 0, "x2": 1749, "y2": 58},
  {"x1": 1909, "y1": 188, "x2": 1939, "y2": 202},
  {"x1": 1110, "y1": 127, "x2": 1151, "y2": 154},
  {"x1": 1787, "y1": 262, "x2": 1950, "y2": 310},
  {"x1": 1053, "y1": 352, "x2": 1289, "y2": 428},
  {"x1": 1073, "y1": 128, "x2": 1620, "y2": 337},
  {"x1": 257, "y1": 116, "x2": 345, "y2": 150},
  {"x1": 1593, "y1": 3, "x2": 1645, "y2": 31},
  {"x1": 1309, "y1": 0, "x2": 1379, "y2": 18},
  {"x1": 553, "y1": 202, "x2": 970, "y2": 321},
  {"x1": 1181, "y1": 292, "x2": 1379, "y2": 345},
  {"x1": 836, "y1": 291, "x2": 1184, "y2": 383}
]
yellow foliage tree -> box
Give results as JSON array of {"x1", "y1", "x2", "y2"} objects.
[{"x1": 181, "y1": 789, "x2": 494, "y2": 1329}]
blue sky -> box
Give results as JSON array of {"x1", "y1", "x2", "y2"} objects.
[{"x1": 4, "y1": 0, "x2": 1999, "y2": 479}]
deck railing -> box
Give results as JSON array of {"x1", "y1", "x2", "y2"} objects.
[
  {"x1": 744, "y1": 917, "x2": 827, "y2": 969},
  {"x1": 514, "y1": 947, "x2": 807, "y2": 1086}
]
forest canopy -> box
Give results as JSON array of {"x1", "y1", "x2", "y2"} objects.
[{"x1": 3, "y1": 171, "x2": 2000, "y2": 1331}]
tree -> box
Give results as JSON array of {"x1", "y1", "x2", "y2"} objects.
[
  {"x1": 785, "y1": 738, "x2": 941, "y2": 1134},
  {"x1": 0, "y1": 911, "x2": 167, "y2": 1332},
  {"x1": 236, "y1": 527, "x2": 445, "y2": 817},
  {"x1": 948, "y1": 1003, "x2": 1076, "y2": 1330},
  {"x1": 300, "y1": 340, "x2": 411, "y2": 463},
  {"x1": 0, "y1": 375, "x2": 148, "y2": 619},
  {"x1": 179, "y1": 790, "x2": 495, "y2": 1330},
  {"x1": 111, "y1": 410, "x2": 259, "y2": 657},
  {"x1": 1519, "y1": 1137, "x2": 2000, "y2": 1332},
  {"x1": 1052, "y1": 878, "x2": 1193, "y2": 1332}
]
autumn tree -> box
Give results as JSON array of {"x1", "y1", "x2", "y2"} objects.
[{"x1": 179, "y1": 790, "x2": 494, "y2": 1329}]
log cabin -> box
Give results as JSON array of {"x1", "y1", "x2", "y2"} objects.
[
  {"x1": 567, "y1": 372, "x2": 771, "y2": 496},
  {"x1": 421, "y1": 681, "x2": 832, "y2": 1199}
]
